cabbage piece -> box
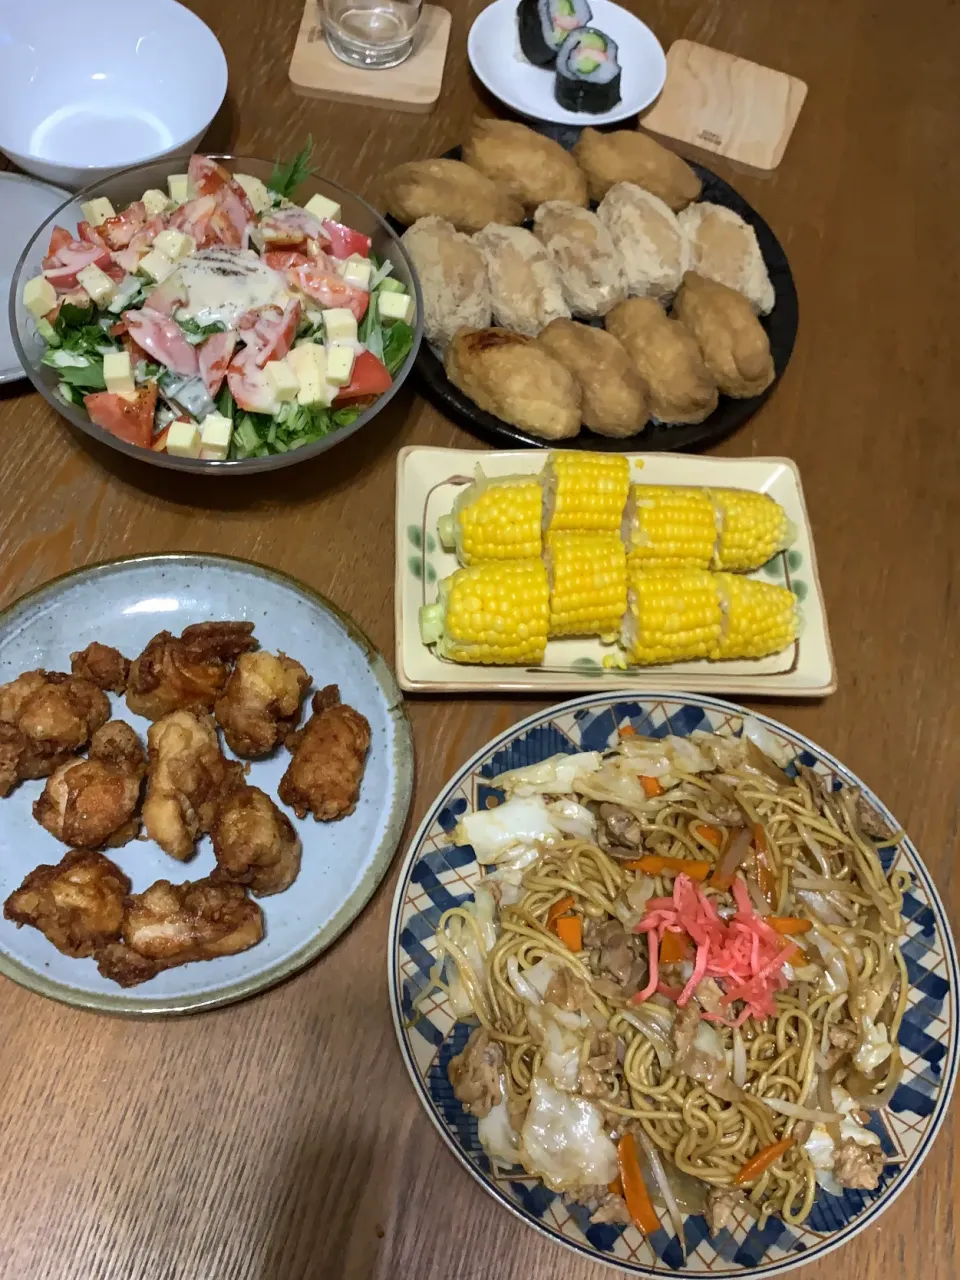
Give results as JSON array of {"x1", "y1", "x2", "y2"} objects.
[
  {"x1": 478, "y1": 1087, "x2": 521, "y2": 1167},
  {"x1": 519, "y1": 1075, "x2": 619, "y2": 1192},
  {"x1": 444, "y1": 881, "x2": 500, "y2": 1017},
  {"x1": 455, "y1": 795, "x2": 560, "y2": 864},
  {"x1": 490, "y1": 751, "x2": 602, "y2": 797},
  {"x1": 741, "y1": 716, "x2": 794, "y2": 768},
  {"x1": 529, "y1": 1004, "x2": 587, "y2": 1090},
  {"x1": 853, "y1": 1015, "x2": 892, "y2": 1075},
  {"x1": 548, "y1": 798, "x2": 597, "y2": 839},
  {"x1": 834, "y1": 1085, "x2": 883, "y2": 1147}
]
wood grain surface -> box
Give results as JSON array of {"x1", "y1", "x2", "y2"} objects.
[{"x1": 0, "y1": 2, "x2": 958, "y2": 1278}]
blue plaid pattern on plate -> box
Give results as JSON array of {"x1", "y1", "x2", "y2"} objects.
[{"x1": 388, "y1": 693, "x2": 958, "y2": 1276}]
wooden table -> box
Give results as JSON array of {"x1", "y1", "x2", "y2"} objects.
[{"x1": 1, "y1": 1, "x2": 957, "y2": 1277}]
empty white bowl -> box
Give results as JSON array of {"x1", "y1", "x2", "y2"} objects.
[{"x1": 0, "y1": 0, "x2": 227, "y2": 189}]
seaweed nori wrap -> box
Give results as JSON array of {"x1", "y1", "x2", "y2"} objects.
[
  {"x1": 517, "y1": 0, "x2": 593, "y2": 68},
  {"x1": 554, "y1": 27, "x2": 622, "y2": 113}
]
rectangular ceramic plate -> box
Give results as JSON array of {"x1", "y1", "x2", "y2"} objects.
[{"x1": 395, "y1": 448, "x2": 835, "y2": 697}]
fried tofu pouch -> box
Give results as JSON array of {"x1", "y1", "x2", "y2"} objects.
[
  {"x1": 672, "y1": 272, "x2": 775, "y2": 399},
  {"x1": 445, "y1": 328, "x2": 581, "y2": 440},
  {"x1": 597, "y1": 183, "x2": 689, "y2": 301},
  {"x1": 401, "y1": 217, "x2": 491, "y2": 349},
  {"x1": 536, "y1": 319, "x2": 649, "y2": 437},
  {"x1": 678, "y1": 202, "x2": 775, "y2": 315},
  {"x1": 382, "y1": 158, "x2": 523, "y2": 233},
  {"x1": 605, "y1": 298, "x2": 718, "y2": 424},
  {"x1": 572, "y1": 127, "x2": 702, "y2": 209},
  {"x1": 473, "y1": 224, "x2": 569, "y2": 337},
  {"x1": 533, "y1": 201, "x2": 627, "y2": 320},
  {"x1": 462, "y1": 116, "x2": 588, "y2": 212}
]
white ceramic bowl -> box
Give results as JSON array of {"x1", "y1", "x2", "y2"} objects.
[{"x1": 0, "y1": 0, "x2": 227, "y2": 189}]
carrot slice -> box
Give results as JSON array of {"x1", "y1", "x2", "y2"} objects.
[
  {"x1": 617, "y1": 1133, "x2": 661, "y2": 1234},
  {"x1": 734, "y1": 1137, "x2": 794, "y2": 1185},
  {"x1": 620, "y1": 724, "x2": 636, "y2": 738},
  {"x1": 623, "y1": 854, "x2": 711, "y2": 881},
  {"x1": 659, "y1": 930, "x2": 691, "y2": 964},
  {"x1": 768, "y1": 916, "x2": 813, "y2": 936},
  {"x1": 692, "y1": 822, "x2": 724, "y2": 847},
  {"x1": 555, "y1": 914, "x2": 582, "y2": 952},
  {"x1": 640, "y1": 775, "x2": 664, "y2": 798},
  {"x1": 547, "y1": 894, "x2": 576, "y2": 926}
]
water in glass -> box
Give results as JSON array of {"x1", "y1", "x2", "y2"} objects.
[{"x1": 322, "y1": 0, "x2": 422, "y2": 69}]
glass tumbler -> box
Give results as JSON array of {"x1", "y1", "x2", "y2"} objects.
[{"x1": 321, "y1": 0, "x2": 423, "y2": 69}]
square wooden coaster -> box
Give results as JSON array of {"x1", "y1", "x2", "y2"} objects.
[
  {"x1": 289, "y1": 1, "x2": 451, "y2": 114},
  {"x1": 642, "y1": 40, "x2": 807, "y2": 170}
]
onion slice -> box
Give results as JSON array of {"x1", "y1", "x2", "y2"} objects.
[
  {"x1": 732, "y1": 1027, "x2": 747, "y2": 1089},
  {"x1": 757, "y1": 1095, "x2": 841, "y2": 1124},
  {"x1": 636, "y1": 1128, "x2": 686, "y2": 1259}
]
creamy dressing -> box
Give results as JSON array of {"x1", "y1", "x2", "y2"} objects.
[{"x1": 175, "y1": 247, "x2": 289, "y2": 328}]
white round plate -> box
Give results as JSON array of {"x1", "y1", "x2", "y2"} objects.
[
  {"x1": 389, "y1": 691, "x2": 958, "y2": 1276},
  {"x1": 0, "y1": 554, "x2": 414, "y2": 1015},
  {"x1": 0, "y1": 173, "x2": 70, "y2": 385},
  {"x1": 468, "y1": 0, "x2": 667, "y2": 127}
]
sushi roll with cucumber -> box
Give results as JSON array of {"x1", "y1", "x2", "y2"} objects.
[
  {"x1": 555, "y1": 28, "x2": 622, "y2": 113},
  {"x1": 517, "y1": 0, "x2": 593, "y2": 67}
]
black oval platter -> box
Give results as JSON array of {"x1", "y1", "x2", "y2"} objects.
[{"x1": 387, "y1": 123, "x2": 798, "y2": 454}]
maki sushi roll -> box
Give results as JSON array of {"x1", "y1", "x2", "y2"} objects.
[
  {"x1": 517, "y1": 0, "x2": 593, "y2": 68},
  {"x1": 555, "y1": 28, "x2": 622, "y2": 113}
]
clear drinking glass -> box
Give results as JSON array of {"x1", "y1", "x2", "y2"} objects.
[{"x1": 322, "y1": 0, "x2": 423, "y2": 69}]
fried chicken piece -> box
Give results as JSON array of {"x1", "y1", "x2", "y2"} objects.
[
  {"x1": 211, "y1": 786, "x2": 302, "y2": 897},
  {"x1": 605, "y1": 297, "x2": 719, "y2": 424},
  {"x1": 95, "y1": 876, "x2": 264, "y2": 987},
  {"x1": 382, "y1": 158, "x2": 524, "y2": 234},
  {"x1": 0, "y1": 670, "x2": 110, "y2": 795},
  {"x1": 536, "y1": 318, "x2": 649, "y2": 437},
  {"x1": 474, "y1": 224, "x2": 569, "y2": 338},
  {"x1": 142, "y1": 710, "x2": 244, "y2": 860},
  {"x1": 572, "y1": 127, "x2": 702, "y2": 209},
  {"x1": 214, "y1": 650, "x2": 311, "y2": 758},
  {"x1": 462, "y1": 116, "x2": 588, "y2": 212},
  {"x1": 125, "y1": 621, "x2": 257, "y2": 720},
  {"x1": 533, "y1": 201, "x2": 628, "y2": 320},
  {"x1": 4, "y1": 849, "x2": 130, "y2": 958},
  {"x1": 33, "y1": 720, "x2": 147, "y2": 848},
  {"x1": 278, "y1": 684, "x2": 371, "y2": 822},
  {"x1": 401, "y1": 216, "x2": 491, "y2": 350},
  {"x1": 70, "y1": 642, "x2": 131, "y2": 693},
  {"x1": 672, "y1": 271, "x2": 775, "y2": 398},
  {"x1": 677, "y1": 202, "x2": 775, "y2": 315}
]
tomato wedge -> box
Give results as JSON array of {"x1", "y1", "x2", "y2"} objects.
[
  {"x1": 321, "y1": 218, "x2": 371, "y2": 260},
  {"x1": 99, "y1": 201, "x2": 148, "y2": 250},
  {"x1": 198, "y1": 331, "x2": 238, "y2": 398},
  {"x1": 264, "y1": 249, "x2": 309, "y2": 271},
  {"x1": 289, "y1": 264, "x2": 368, "y2": 321},
  {"x1": 84, "y1": 384, "x2": 158, "y2": 449},
  {"x1": 334, "y1": 349, "x2": 392, "y2": 402},
  {"x1": 77, "y1": 221, "x2": 108, "y2": 248},
  {"x1": 226, "y1": 348, "x2": 280, "y2": 414},
  {"x1": 47, "y1": 226, "x2": 73, "y2": 258}
]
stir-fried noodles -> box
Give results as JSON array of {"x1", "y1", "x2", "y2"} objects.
[{"x1": 424, "y1": 722, "x2": 908, "y2": 1243}]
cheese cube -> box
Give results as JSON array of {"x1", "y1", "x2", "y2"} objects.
[
  {"x1": 234, "y1": 173, "x2": 272, "y2": 215},
  {"x1": 103, "y1": 352, "x2": 135, "y2": 396},
  {"x1": 138, "y1": 249, "x2": 176, "y2": 283},
  {"x1": 304, "y1": 193, "x2": 341, "y2": 222},
  {"x1": 288, "y1": 343, "x2": 332, "y2": 407},
  {"x1": 378, "y1": 290, "x2": 415, "y2": 325},
  {"x1": 325, "y1": 343, "x2": 355, "y2": 387},
  {"x1": 80, "y1": 197, "x2": 116, "y2": 227},
  {"x1": 265, "y1": 358, "x2": 300, "y2": 402},
  {"x1": 165, "y1": 419, "x2": 202, "y2": 458},
  {"x1": 142, "y1": 188, "x2": 171, "y2": 217},
  {"x1": 167, "y1": 173, "x2": 190, "y2": 204},
  {"x1": 76, "y1": 263, "x2": 117, "y2": 305},
  {"x1": 23, "y1": 276, "x2": 57, "y2": 321},
  {"x1": 198, "y1": 413, "x2": 234, "y2": 461},
  {"x1": 152, "y1": 229, "x2": 196, "y2": 263},
  {"x1": 338, "y1": 256, "x2": 372, "y2": 290},
  {"x1": 322, "y1": 308, "x2": 358, "y2": 344}
]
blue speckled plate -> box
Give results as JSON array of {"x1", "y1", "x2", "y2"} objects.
[
  {"x1": 388, "y1": 692, "x2": 957, "y2": 1276},
  {"x1": 0, "y1": 554, "x2": 413, "y2": 1015}
]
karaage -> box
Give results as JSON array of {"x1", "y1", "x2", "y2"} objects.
[
  {"x1": 214, "y1": 650, "x2": 311, "y2": 758},
  {"x1": 4, "y1": 849, "x2": 130, "y2": 958},
  {"x1": 95, "y1": 877, "x2": 264, "y2": 987},
  {"x1": 142, "y1": 709, "x2": 244, "y2": 860},
  {"x1": 278, "y1": 685, "x2": 371, "y2": 822},
  {"x1": 211, "y1": 786, "x2": 302, "y2": 896},
  {"x1": 125, "y1": 621, "x2": 257, "y2": 720},
  {"x1": 0, "y1": 670, "x2": 110, "y2": 796},
  {"x1": 70, "y1": 642, "x2": 130, "y2": 693},
  {"x1": 33, "y1": 720, "x2": 147, "y2": 848}
]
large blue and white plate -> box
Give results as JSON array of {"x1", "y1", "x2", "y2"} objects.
[{"x1": 388, "y1": 692, "x2": 957, "y2": 1275}]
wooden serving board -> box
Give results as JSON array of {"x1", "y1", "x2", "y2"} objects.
[
  {"x1": 642, "y1": 40, "x2": 807, "y2": 170},
  {"x1": 289, "y1": 1, "x2": 451, "y2": 114}
]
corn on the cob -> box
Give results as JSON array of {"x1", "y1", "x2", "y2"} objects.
[
  {"x1": 543, "y1": 451, "x2": 632, "y2": 534},
  {"x1": 714, "y1": 573, "x2": 798, "y2": 659},
  {"x1": 623, "y1": 484, "x2": 719, "y2": 570},
  {"x1": 419, "y1": 560, "x2": 549, "y2": 665},
  {"x1": 621, "y1": 567, "x2": 723, "y2": 665},
  {"x1": 436, "y1": 470, "x2": 543, "y2": 566},
  {"x1": 710, "y1": 488, "x2": 794, "y2": 571},
  {"x1": 545, "y1": 532, "x2": 627, "y2": 638}
]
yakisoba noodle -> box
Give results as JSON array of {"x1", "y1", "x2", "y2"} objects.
[{"x1": 428, "y1": 728, "x2": 909, "y2": 1234}]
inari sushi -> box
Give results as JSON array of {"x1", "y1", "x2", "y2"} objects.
[
  {"x1": 518, "y1": 0, "x2": 593, "y2": 67},
  {"x1": 555, "y1": 29, "x2": 622, "y2": 114}
]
